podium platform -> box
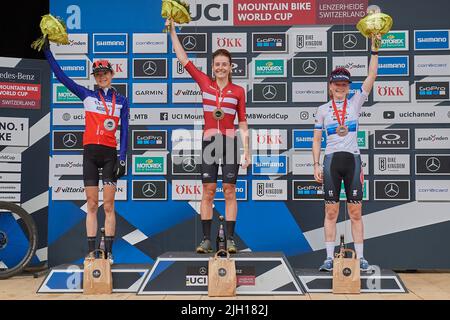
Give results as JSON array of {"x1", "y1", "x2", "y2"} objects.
[
  {"x1": 37, "y1": 264, "x2": 151, "y2": 293},
  {"x1": 297, "y1": 269, "x2": 408, "y2": 293},
  {"x1": 138, "y1": 252, "x2": 304, "y2": 295}
]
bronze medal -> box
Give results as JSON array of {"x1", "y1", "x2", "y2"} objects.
[
  {"x1": 336, "y1": 125, "x2": 349, "y2": 137},
  {"x1": 213, "y1": 108, "x2": 225, "y2": 120}
]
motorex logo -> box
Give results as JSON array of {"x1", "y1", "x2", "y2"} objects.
[
  {"x1": 378, "y1": 56, "x2": 409, "y2": 76},
  {"x1": 415, "y1": 30, "x2": 450, "y2": 50},
  {"x1": 93, "y1": 34, "x2": 128, "y2": 54},
  {"x1": 293, "y1": 130, "x2": 326, "y2": 150},
  {"x1": 381, "y1": 31, "x2": 408, "y2": 50},
  {"x1": 252, "y1": 155, "x2": 287, "y2": 175},
  {"x1": 54, "y1": 59, "x2": 88, "y2": 79}
]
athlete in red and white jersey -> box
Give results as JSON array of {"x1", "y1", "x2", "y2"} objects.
[
  {"x1": 44, "y1": 38, "x2": 129, "y2": 263},
  {"x1": 168, "y1": 19, "x2": 250, "y2": 254}
]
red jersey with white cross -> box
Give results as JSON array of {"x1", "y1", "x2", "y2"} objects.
[{"x1": 184, "y1": 61, "x2": 247, "y2": 139}]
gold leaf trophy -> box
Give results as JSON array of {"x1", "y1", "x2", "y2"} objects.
[
  {"x1": 31, "y1": 14, "x2": 69, "y2": 51},
  {"x1": 356, "y1": 5, "x2": 393, "y2": 51},
  {"x1": 161, "y1": 0, "x2": 192, "y2": 32}
]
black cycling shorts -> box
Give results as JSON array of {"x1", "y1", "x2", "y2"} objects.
[
  {"x1": 201, "y1": 134, "x2": 240, "y2": 185},
  {"x1": 83, "y1": 144, "x2": 117, "y2": 187},
  {"x1": 323, "y1": 151, "x2": 363, "y2": 203}
]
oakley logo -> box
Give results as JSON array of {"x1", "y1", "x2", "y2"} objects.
[{"x1": 381, "y1": 133, "x2": 401, "y2": 141}]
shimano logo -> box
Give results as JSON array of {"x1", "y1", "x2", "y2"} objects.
[
  {"x1": 379, "y1": 63, "x2": 406, "y2": 68},
  {"x1": 96, "y1": 40, "x2": 125, "y2": 46},
  {"x1": 418, "y1": 37, "x2": 448, "y2": 43},
  {"x1": 256, "y1": 162, "x2": 285, "y2": 168},
  {"x1": 61, "y1": 66, "x2": 85, "y2": 71}
]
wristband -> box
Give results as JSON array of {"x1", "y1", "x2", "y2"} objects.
[{"x1": 371, "y1": 50, "x2": 379, "y2": 55}]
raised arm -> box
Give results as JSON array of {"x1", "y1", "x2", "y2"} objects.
[
  {"x1": 361, "y1": 35, "x2": 380, "y2": 94},
  {"x1": 167, "y1": 19, "x2": 189, "y2": 67},
  {"x1": 43, "y1": 40, "x2": 88, "y2": 100}
]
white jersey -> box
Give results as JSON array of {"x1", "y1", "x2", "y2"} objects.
[{"x1": 314, "y1": 90, "x2": 368, "y2": 155}]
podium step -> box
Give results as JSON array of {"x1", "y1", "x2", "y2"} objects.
[
  {"x1": 37, "y1": 264, "x2": 151, "y2": 293},
  {"x1": 138, "y1": 252, "x2": 304, "y2": 295},
  {"x1": 296, "y1": 269, "x2": 408, "y2": 293}
]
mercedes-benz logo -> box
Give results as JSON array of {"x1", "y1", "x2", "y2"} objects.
[
  {"x1": 343, "y1": 34, "x2": 358, "y2": 49},
  {"x1": 199, "y1": 267, "x2": 207, "y2": 275},
  {"x1": 143, "y1": 61, "x2": 157, "y2": 76},
  {"x1": 142, "y1": 182, "x2": 157, "y2": 198},
  {"x1": 384, "y1": 183, "x2": 400, "y2": 198},
  {"x1": 426, "y1": 157, "x2": 441, "y2": 172},
  {"x1": 62, "y1": 133, "x2": 77, "y2": 148},
  {"x1": 182, "y1": 157, "x2": 197, "y2": 173},
  {"x1": 262, "y1": 85, "x2": 277, "y2": 100},
  {"x1": 302, "y1": 59, "x2": 318, "y2": 74},
  {"x1": 182, "y1": 36, "x2": 197, "y2": 50}
]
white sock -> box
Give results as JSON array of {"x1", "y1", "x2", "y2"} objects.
[
  {"x1": 354, "y1": 243, "x2": 364, "y2": 259},
  {"x1": 325, "y1": 242, "x2": 335, "y2": 259}
]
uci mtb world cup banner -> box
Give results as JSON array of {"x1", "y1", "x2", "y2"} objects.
[{"x1": 47, "y1": 0, "x2": 450, "y2": 270}]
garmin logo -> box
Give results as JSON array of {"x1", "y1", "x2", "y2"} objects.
[{"x1": 96, "y1": 40, "x2": 125, "y2": 46}]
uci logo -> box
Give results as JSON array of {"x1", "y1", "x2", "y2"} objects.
[{"x1": 92, "y1": 269, "x2": 101, "y2": 278}]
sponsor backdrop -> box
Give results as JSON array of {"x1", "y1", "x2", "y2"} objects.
[
  {"x1": 0, "y1": 57, "x2": 50, "y2": 267},
  {"x1": 47, "y1": 0, "x2": 450, "y2": 269}
]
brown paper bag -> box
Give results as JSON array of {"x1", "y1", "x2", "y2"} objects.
[
  {"x1": 208, "y1": 250, "x2": 236, "y2": 297},
  {"x1": 83, "y1": 249, "x2": 113, "y2": 295},
  {"x1": 332, "y1": 248, "x2": 360, "y2": 294}
]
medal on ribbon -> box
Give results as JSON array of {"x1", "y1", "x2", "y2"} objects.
[
  {"x1": 213, "y1": 87, "x2": 225, "y2": 121},
  {"x1": 332, "y1": 99, "x2": 349, "y2": 137},
  {"x1": 99, "y1": 91, "x2": 116, "y2": 132}
]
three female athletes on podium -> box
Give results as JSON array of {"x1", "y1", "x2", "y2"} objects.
[{"x1": 44, "y1": 17, "x2": 380, "y2": 271}]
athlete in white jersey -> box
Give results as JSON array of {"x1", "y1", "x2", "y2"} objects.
[{"x1": 312, "y1": 35, "x2": 380, "y2": 272}]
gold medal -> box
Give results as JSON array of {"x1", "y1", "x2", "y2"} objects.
[
  {"x1": 336, "y1": 125, "x2": 349, "y2": 137},
  {"x1": 213, "y1": 108, "x2": 225, "y2": 120}
]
